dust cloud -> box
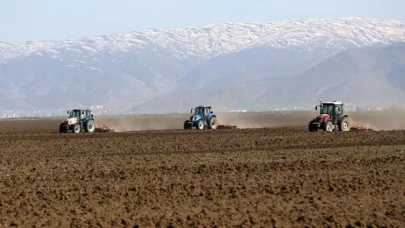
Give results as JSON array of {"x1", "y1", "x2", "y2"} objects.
[
  {"x1": 218, "y1": 112, "x2": 314, "y2": 129},
  {"x1": 348, "y1": 112, "x2": 405, "y2": 131},
  {"x1": 97, "y1": 115, "x2": 188, "y2": 132}
]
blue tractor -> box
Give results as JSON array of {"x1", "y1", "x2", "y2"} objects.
[
  {"x1": 184, "y1": 105, "x2": 218, "y2": 130},
  {"x1": 59, "y1": 109, "x2": 96, "y2": 133}
]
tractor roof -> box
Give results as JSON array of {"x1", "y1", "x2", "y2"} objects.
[
  {"x1": 322, "y1": 101, "x2": 344, "y2": 105},
  {"x1": 71, "y1": 108, "x2": 92, "y2": 111},
  {"x1": 196, "y1": 105, "x2": 212, "y2": 108}
]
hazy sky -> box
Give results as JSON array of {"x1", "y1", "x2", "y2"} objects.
[{"x1": 1, "y1": 0, "x2": 404, "y2": 42}]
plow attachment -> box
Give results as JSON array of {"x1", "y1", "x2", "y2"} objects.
[
  {"x1": 95, "y1": 124, "x2": 115, "y2": 132},
  {"x1": 347, "y1": 117, "x2": 373, "y2": 131},
  {"x1": 217, "y1": 119, "x2": 237, "y2": 129}
]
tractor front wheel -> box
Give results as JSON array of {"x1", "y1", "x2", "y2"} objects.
[
  {"x1": 308, "y1": 121, "x2": 318, "y2": 132},
  {"x1": 340, "y1": 117, "x2": 350, "y2": 132},
  {"x1": 72, "y1": 123, "x2": 81, "y2": 133},
  {"x1": 196, "y1": 120, "x2": 204, "y2": 130},
  {"x1": 184, "y1": 120, "x2": 192, "y2": 130},
  {"x1": 85, "y1": 120, "x2": 95, "y2": 133},
  {"x1": 59, "y1": 123, "x2": 67, "y2": 133},
  {"x1": 323, "y1": 120, "x2": 334, "y2": 132},
  {"x1": 208, "y1": 116, "x2": 217, "y2": 129}
]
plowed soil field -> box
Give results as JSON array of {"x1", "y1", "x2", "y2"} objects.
[{"x1": 1, "y1": 112, "x2": 405, "y2": 227}]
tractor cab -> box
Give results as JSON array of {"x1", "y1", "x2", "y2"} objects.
[
  {"x1": 315, "y1": 101, "x2": 344, "y2": 117},
  {"x1": 68, "y1": 109, "x2": 81, "y2": 118},
  {"x1": 191, "y1": 106, "x2": 212, "y2": 118},
  {"x1": 67, "y1": 109, "x2": 93, "y2": 120},
  {"x1": 81, "y1": 109, "x2": 93, "y2": 119}
]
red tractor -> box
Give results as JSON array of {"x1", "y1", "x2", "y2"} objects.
[{"x1": 308, "y1": 101, "x2": 351, "y2": 132}]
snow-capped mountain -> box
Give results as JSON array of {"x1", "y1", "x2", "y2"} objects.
[
  {"x1": 1, "y1": 17, "x2": 405, "y2": 61},
  {"x1": 0, "y1": 17, "x2": 405, "y2": 111}
]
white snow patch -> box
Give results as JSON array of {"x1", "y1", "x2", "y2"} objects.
[
  {"x1": 73, "y1": 59, "x2": 86, "y2": 64},
  {"x1": 85, "y1": 66, "x2": 105, "y2": 74}
]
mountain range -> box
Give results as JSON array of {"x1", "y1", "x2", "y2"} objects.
[{"x1": 0, "y1": 17, "x2": 405, "y2": 112}]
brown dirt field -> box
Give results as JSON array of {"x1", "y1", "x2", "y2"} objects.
[{"x1": 1, "y1": 114, "x2": 405, "y2": 227}]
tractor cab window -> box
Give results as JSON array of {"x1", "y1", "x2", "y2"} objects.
[
  {"x1": 83, "y1": 110, "x2": 91, "y2": 118},
  {"x1": 194, "y1": 107, "x2": 210, "y2": 116},
  {"x1": 69, "y1": 110, "x2": 81, "y2": 118},
  {"x1": 321, "y1": 104, "x2": 334, "y2": 114},
  {"x1": 194, "y1": 108, "x2": 203, "y2": 115},
  {"x1": 336, "y1": 106, "x2": 341, "y2": 115}
]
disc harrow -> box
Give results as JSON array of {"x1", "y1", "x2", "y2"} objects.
[
  {"x1": 217, "y1": 119, "x2": 237, "y2": 129},
  {"x1": 95, "y1": 124, "x2": 115, "y2": 132},
  {"x1": 347, "y1": 117, "x2": 373, "y2": 131}
]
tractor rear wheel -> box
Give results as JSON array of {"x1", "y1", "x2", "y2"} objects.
[
  {"x1": 72, "y1": 123, "x2": 81, "y2": 133},
  {"x1": 85, "y1": 120, "x2": 95, "y2": 133},
  {"x1": 323, "y1": 120, "x2": 334, "y2": 132},
  {"x1": 208, "y1": 116, "x2": 217, "y2": 129},
  {"x1": 340, "y1": 117, "x2": 350, "y2": 131},
  {"x1": 196, "y1": 120, "x2": 204, "y2": 130}
]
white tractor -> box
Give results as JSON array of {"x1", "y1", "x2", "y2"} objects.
[{"x1": 59, "y1": 109, "x2": 95, "y2": 133}]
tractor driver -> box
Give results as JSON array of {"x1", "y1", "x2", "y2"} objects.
[
  {"x1": 204, "y1": 107, "x2": 209, "y2": 117},
  {"x1": 332, "y1": 105, "x2": 341, "y2": 125}
]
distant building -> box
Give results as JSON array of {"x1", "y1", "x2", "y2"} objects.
[{"x1": 229, "y1": 109, "x2": 247, "y2": 113}]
